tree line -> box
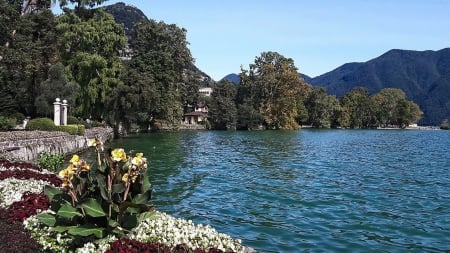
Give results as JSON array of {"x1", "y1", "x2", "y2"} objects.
[
  {"x1": 208, "y1": 51, "x2": 422, "y2": 130},
  {"x1": 0, "y1": 0, "x2": 422, "y2": 133}
]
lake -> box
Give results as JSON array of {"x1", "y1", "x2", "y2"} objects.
[{"x1": 107, "y1": 129, "x2": 450, "y2": 252}]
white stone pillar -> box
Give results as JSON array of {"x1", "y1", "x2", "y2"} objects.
[
  {"x1": 61, "y1": 99, "x2": 68, "y2": 126},
  {"x1": 54, "y1": 98, "x2": 61, "y2": 126}
]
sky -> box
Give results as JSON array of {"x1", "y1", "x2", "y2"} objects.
[{"x1": 54, "y1": 0, "x2": 450, "y2": 81}]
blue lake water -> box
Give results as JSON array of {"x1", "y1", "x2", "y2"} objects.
[{"x1": 107, "y1": 129, "x2": 450, "y2": 252}]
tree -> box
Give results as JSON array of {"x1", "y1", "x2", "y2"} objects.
[
  {"x1": 238, "y1": 51, "x2": 310, "y2": 129},
  {"x1": 0, "y1": 5, "x2": 58, "y2": 117},
  {"x1": 340, "y1": 87, "x2": 374, "y2": 128},
  {"x1": 34, "y1": 63, "x2": 80, "y2": 116},
  {"x1": 56, "y1": 9, "x2": 127, "y2": 120},
  {"x1": 126, "y1": 20, "x2": 194, "y2": 127},
  {"x1": 305, "y1": 87, "x2": 340, "y2": 128},
  {"x1": 209, "y1": 80, "x2": 238, "y2": 130}
]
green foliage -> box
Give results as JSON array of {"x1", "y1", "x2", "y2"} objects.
[
  {"x1": 26, "y1": 118, "x2": 56, "y2": 131},
  {"x1": 68, "y1": 116, "x2": 81, "y2": 125},
  {"x1": 37, "y1": 151, "x2": 64, "y2": 172},
  {"x1": 237, "y1": 51, "x2": 310, "y2": 129},
  {"x1": 34, "y1": 63, "x2": 80, "y2": 116},
  {"x1": 0, "y1": 116, "x2": 16, "y2": 131},
  {"x1": 38, "y1": 142, "x2": 153, "y2": 250},
  {"x1": 305, "y1": 87, "x2": 340, "y2": 128},
  {"x1": 209, "y1": 80, "x2": 238, "y2": 130},
  {"x1": 57, "y1": 10, "x2": 127, "y2": 119},
  {"x1": 8, "y1": 112, "x2": 25, "y2": 124},
  {"x1": 58, "y1": 124, "x2": 85, "y2": 135},
  {"x1": 1, "y1": 7, "x2": 58, "y2": 118},
  {"x1": 440, "y1": 120, "x2": 450, "y2": 130}
]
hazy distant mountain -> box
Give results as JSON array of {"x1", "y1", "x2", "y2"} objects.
[
  {"x1": 222, "y1": 73, "x2": 240, "y2": 84},
  {"x1": 308, "y1": 48, "x2": 450, "y2": 125}
]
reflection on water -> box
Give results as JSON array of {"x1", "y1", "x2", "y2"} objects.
[{"x1": 100, "y1": 129, "x2": 450, "y2": 252}]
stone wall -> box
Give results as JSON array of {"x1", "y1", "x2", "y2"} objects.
[{"x1": 0, "y1": 127, "x2": 113, "y2": 162}]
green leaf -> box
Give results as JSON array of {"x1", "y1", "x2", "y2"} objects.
[
  {"x1": 51, "y1": 226, "x2": 75, "y2": 233},
  {"x1": 80, "y1": 198, "x2": 106, "y2": 217},
  {"x1": 99, "y1": 185, "x2": 109, "y2": 201},
  {"x1": 132, "y1": 191, "x2": 150, "y2": 204},
  {"x1": 44, "y1": 185, "x2": 63, "y2": 201},
  {"x1": 36, "y1": 213, "x2": 56, "y2": 226},
  {"x1": 108, "y1": 219, "x2": 119, "y2": 228},
  {"x1": 68, "y1": 225, "x2": 104, "y2": 238},
  {"x1": 138, "y1": 211, "x2": 157, "y2": 223},
  {"x1": 57, "y1": 203, "x2": 84, "y2": 219},
  {"x1": 120, "y1": 214, "x2": 137, "y2": 229},
  {"x1": 97, "y1": 164, "x2": 107, "y2": 173},
  {"x1": 112, "y1": 183, "x2": 125, "y2": 194},
  {"x1": 142, "y1": 174, "x2": 152, "y2": 193}
]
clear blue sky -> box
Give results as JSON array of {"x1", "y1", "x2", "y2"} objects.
[{"x1": 54, "y1": 0, "x2": 450, "y2": 81}]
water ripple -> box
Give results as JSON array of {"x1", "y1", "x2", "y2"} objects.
[{"x1": 111, "y1": 130, "x2": 450, "y2": 252}]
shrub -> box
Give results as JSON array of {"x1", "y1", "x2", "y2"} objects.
[
  {"x1": 8, "y1": 112, "x2": 25, "y2": 124},
  {"x1": 57, "y1": 124, "x2": 85, "y2": 135},
  {"x1": 0, "y1": 116, "x2": 16, "y2": 130},
  {"x1": 37, "y1": 151, "x2": 64, "y2": 172},
  {"x1": 67, "y1": 116, "x2": 81, "y2": 125},
  {"x1": 26, "y1": 118, "x2": 56, "y2": 131}
]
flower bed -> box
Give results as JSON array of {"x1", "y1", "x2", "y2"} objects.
[{"x1": 0, "y1": 146, "x2": 245, "y2": 253}]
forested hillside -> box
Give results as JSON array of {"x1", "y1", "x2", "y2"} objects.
[{"x1": 308, "y1": 48, "x2": 450, "y2": 125}]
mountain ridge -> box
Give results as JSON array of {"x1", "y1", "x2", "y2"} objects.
[{"x1": 223, "y1": 48, "x2": 450, "y2": 125}]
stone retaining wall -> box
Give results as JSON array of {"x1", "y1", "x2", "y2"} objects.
[{"x1": 0, "y1": 127, "x2": 113, "y2": 162}]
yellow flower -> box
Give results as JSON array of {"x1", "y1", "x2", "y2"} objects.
[
  {"x1": 70, "y1": 155, "x2": 80, "y2": 166},
  {"x1": 132, "y1": 156, "x2": 142, "y2": 166},
  {"x1": 136, "y1": 153, "x2": 143, "y2": 158},
  {"x1": 58, "y1": 168, "x2": 74, "y2": 188},
  {"x1": 122, "y1": 173, "x2": 129, "y2": 183},
  {"x1": 89, "y1": 138, "x2": 104, "y2": 151},
  {"x1": 111, "y1": 148, "x2": 127, "y2": 162},
  {"x1": 78, "y1": 160, "x2": 90, "y2": 172},
  {"x1": 122, "y1": 172, "x2": 138, "y2": 183},
  {"x1": 88, "y1": 139, "x2": 96, "y2": 147}
]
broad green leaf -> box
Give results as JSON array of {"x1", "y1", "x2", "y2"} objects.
[
  {"x1": 142, "y1": 174, "x2": 152, "y2": 193},
  {"x1": 120, "y1": 214, "x2": 137, "y2": 229},
  {"x1": 36, "y1": 213, "x2": 56, "y2": 226},
  {"x1": 138, "y1": 211, "x2": 157, "y2": 223},
  {"x1": 99, "y1": 185, "x2": 109, "y2": 201},
  {"x1": 132, "y1": 191, "x2": 150, "y2": 204},
  {"x1": 112, "y1": 183, "x2": 125, "y2": 194},
  {"x1": 97, "y1": 164, "x2": 107, "y2": 173},
  {"x1": 108, "y1": 219, "x2": 119, "y2": 228},
  {"x1": 51, "y1": 226, "x2": 75, "y2": 233},
  {"x1": 44, "y1": 185, "x2": 63, "y2": 201},
  {"x1": 57, "y1": 203, "x2": 83, "y2": 219},
  {"x1": 68, "y1": 225, "x2": 104, "y2": 238},
  {"x1": 80, "y1": 198, "x2": 106, "y2": 217}
]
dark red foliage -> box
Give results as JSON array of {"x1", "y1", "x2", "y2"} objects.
[
  {"x1": 0, "y1": 217, "x2": 42, "y2": 253},
  {"x1": 105, "y1": 238, "x2": 172, "y2": 253},
  {"x1": 0, "y1": 192, "x2": 50, "y2": 223},
  {"x1": 0, "y1": 161, "x2": 62, "y2": 186},
  {"x1": 0, "y1": 159, "x2": 42, "y2": 172},
  {"x1": 105, "y1": 239, "x2": 235, "y2": 253}
]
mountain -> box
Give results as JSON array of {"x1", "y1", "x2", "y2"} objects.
[
  {"x1": 308, "y1": 48, "x2": 450, "y2": 125},
  {"x1": 103, "y1": 2, "x2": 214, "y2": 84},
  {"x1": 103, "y1": 2, "x2": 148, "y2": 43}
]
